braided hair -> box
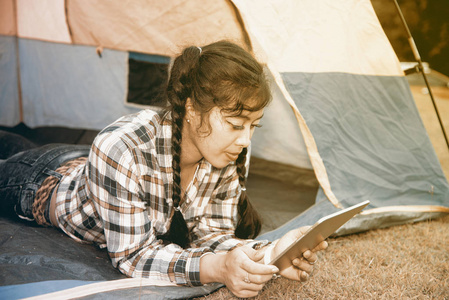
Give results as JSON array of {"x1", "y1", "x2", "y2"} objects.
[{"x1": 159, "y1": 40, "x2": 271, "y2": 248}]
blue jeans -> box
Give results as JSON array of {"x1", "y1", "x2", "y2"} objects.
[{"x1": 0, "y1": 141, "x2": 90, "y2": 222}]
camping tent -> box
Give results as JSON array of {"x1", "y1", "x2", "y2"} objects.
[
  {"x1": 0, "y1": 0, "x2": 314, "y2": 169},
  {"x1": 1, "y1": 0, "x2": 448, "y2": 298}
]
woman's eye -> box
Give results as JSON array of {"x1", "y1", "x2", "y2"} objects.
[
  {"x1": 232, "y1": 124, "x2": 245, "y2": 130},
  {"x1": 226, "y1": 120, "x2": 244, "y2": 130},
  {"x1": 226, "y1": 120, "x2": 262, "y2": 130}
]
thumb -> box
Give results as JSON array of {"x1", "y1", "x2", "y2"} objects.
[
  {"x1": 239, "y1": 245, "x2": 258, "y2": 260},
  {"x1": 241, "y1": 245, "x2": 265, "y2": 262},
  {"x1": 253, "y1": 248, "x2": 265, "y2": 262},
  {"x1": 290, "y1": 226, "x2": 311, "y2": 239}
]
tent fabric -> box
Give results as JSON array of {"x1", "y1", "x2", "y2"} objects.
[
  {"x1": 0, "y1": 0, "x2": 305, "y2": 169},
  {"x1": 0, "y1": 36, "x2": 20, "y2": 127},
  {"x1": 0, "y1": 216, "x2": 223, "y2": 300},
  {"x1": 234, "y1": 0, "x2": 449, "y2": 215},
  {"x1": 251, "y1": 70, "x2": 313, "y2": 169},
  {"x1": 18, "y1": 39, "x2": 140, "y2": 129},
  {"x1": 288, "y1": 73, "x2": 449, "y2": 206},
  {"x1": 0, "y1": 218, "x2": 125, "y2": 286},
  {"x1": 0, "y1": 281, "x2": 96, "y2": 300},
  {"x1": 29, "y1": 282, "x2": 222, "y2": 300},
  {"x1": 0, "y1": 0, "x2": 16, "y2": 36},
  {"x1": 276, "y1": 72, "x2": 449, "y2": 235},
  {"x1": 258, "y1": 199, "x2": 449, "y2": 241},
  {"x1": 231, "y1": 0, "x2": 403, "y2": 76},
  {"x1": 16, "y1": 0, "x2": 71, "y2": 44},
  {"x1": 0, "y1": 280, "x2": 223, "y2": 300},
  {"x1": 66, "y1": 0, "x2": 249, "y2": 56},
  {"x1": 232, "y1": 0, "x2": 408, "y2": 198}
]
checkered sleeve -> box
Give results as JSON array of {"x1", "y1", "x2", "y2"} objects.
[{"x1": 87, "y1": 128, "x2": 210, "y2": 286}]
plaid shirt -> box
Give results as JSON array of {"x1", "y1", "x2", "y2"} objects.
[{"x1": 54, "y1": 109, "x2": 265, "y2": 286}]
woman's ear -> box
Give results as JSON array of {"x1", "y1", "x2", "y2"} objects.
[{"x1": 185, "y1": 98, "x2": 196, "y2": 121}]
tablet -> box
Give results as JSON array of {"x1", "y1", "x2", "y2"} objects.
[{"x1": 269, "y1": 200, "x2": 370, "y2": 271}]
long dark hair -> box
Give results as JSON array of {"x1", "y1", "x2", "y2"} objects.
[{"x1": 159, "y1": 40, "x2": 271, "y2": 248}]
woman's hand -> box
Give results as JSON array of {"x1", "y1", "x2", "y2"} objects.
[
  {"x1": 270, "y1": 227, "x2": 328, "y2": 282},
  {"x1": 200, "y1": 245, "x2": 279, "y2": 298}
]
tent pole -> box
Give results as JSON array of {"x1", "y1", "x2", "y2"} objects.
[{"x1": 392, "y1": 0, "x2": 449, "y2": 150}]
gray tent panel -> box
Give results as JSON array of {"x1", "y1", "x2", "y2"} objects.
[
  {"x1": 266, "y1": 72, "x2": 449, "y2": 237},
  {"x1": 18, "y1": 39, "x2": 140, "y2": 129},
  {"x1": 0, "y1": 36, "x2": 20, "y2": 126}
]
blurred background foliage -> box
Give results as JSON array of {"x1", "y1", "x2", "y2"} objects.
[{"x1": 372, "y1": 0, "x2": 449, "y2": 76}]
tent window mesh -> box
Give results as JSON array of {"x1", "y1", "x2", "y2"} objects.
[{"x1": 126, "y1": 52, "x2": 170, "y2": 107}]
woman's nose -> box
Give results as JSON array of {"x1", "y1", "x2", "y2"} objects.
[{"x1": 236, "y1": 128, "x2": 251, "y2": 148}]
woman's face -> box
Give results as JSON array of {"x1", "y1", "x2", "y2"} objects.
[{"x1": 186, "y1": 107, "x2": 264, "y2": 169}]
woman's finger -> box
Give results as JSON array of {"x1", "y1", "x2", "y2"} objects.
[
  {"x1": 300, "y1": 270, "x2": 309, "y2": 282},
  {"x1": 312, "y1": 240, "x2": 328, "y2": 252},
  {"x1": 303, "y1": 250, "x2": 318, "y2": 263},
  {"x1": 242, "y1": 272, "x2": 270, "y2": 287},
  {"x1": 293, "y1": 226, "x2": 311, "y2": 238},
  {"x1": 245, "y1": 272, "x2": 275, "y2": 285},
  {"x1": 292, "y1": 258, "x2": 313, "y2": 274},
  {"x1": 239, "y1": 247, "x2": 279, "y2": 276}
]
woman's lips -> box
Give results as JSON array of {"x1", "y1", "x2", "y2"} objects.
[{"x1": 226, "y1": 152, "x2": 240, "y2": 161}]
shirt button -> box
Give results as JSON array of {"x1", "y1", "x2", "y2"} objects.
[{"x1": 194, "y1": 216, "x2": 201, "y2": 222}]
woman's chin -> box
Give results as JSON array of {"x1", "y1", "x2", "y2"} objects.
[{"x1": 208, "y1": 157, "x2": 234, "y2": 169}]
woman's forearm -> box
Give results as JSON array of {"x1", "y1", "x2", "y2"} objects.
[{"x1": 199, "y1": 253, "x2": 226, "y2": 284}]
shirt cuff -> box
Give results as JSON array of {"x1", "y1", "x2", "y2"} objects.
[
  {"x1": 247, "y1": 239, "x2": 270, "y2": 250},
  {"x1": 184, "y1": 248, "x2": 213, "y2": 286}
]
